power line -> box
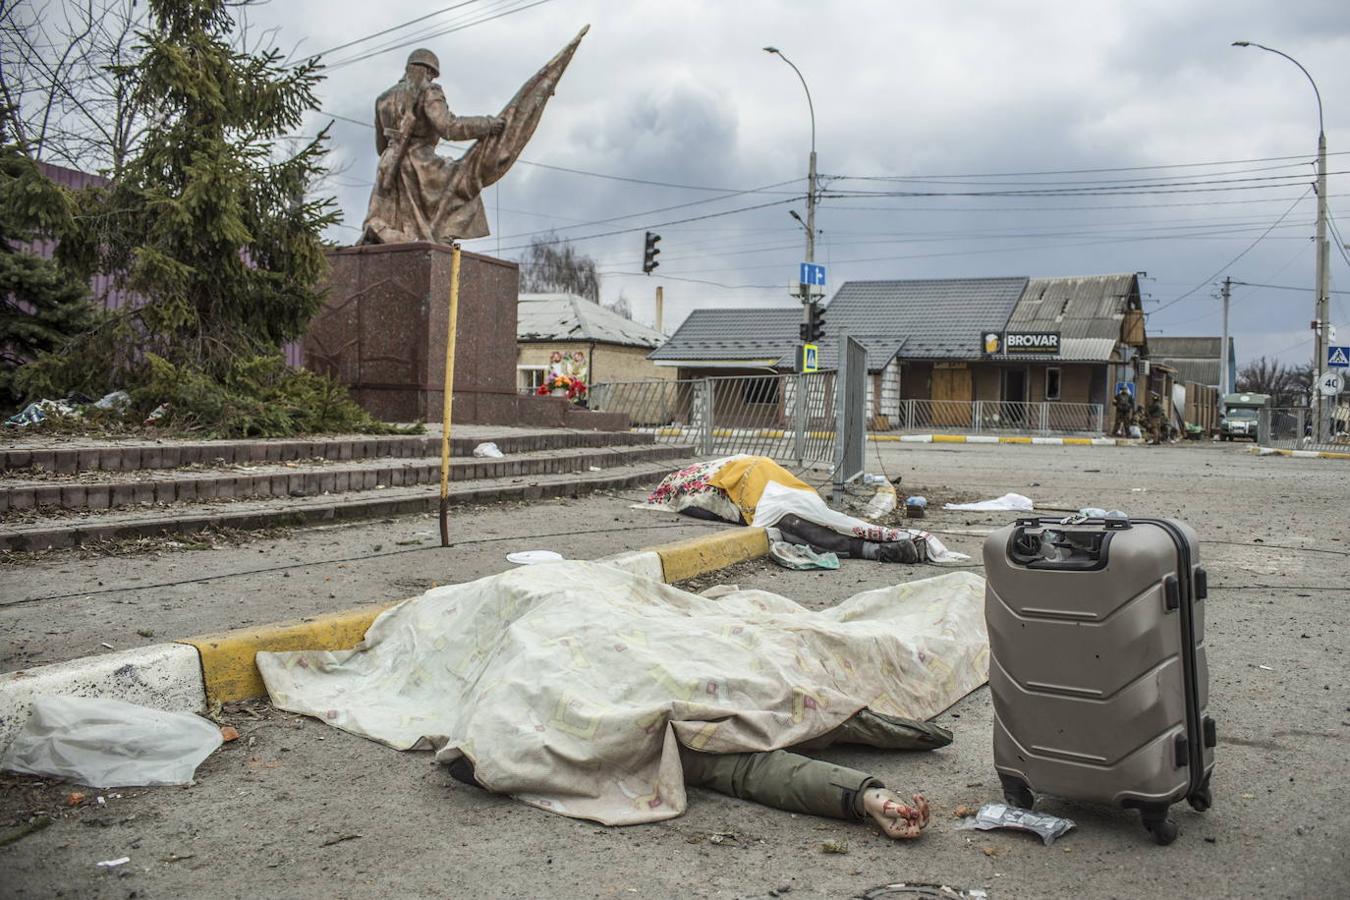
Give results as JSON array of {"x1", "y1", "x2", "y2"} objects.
[
  {"x1": 819, "y1": 150, "x2": 1350, "y2": 181},
  {"x1": 304, "y1": 0, "x2": 484, "y2": 60},
  {"x1": 1148, "y1": 188, "x2": 1312, "y2": 315},
  {"x1": 1229, "y1": 281, "x2": 1350, "y2": 295},
  {"x1": 823, "y1": 170, "x2": 1347, "y2": 200},
  {"x1": 322, "y1": 0, "x2": 557, "y2": 71},
  {"x1": 824, "y1": 157, "x2": 1321, "y2": 189}
]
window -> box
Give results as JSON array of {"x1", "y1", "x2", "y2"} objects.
[
  {"x1": 743, "y1": 377, "x2": 780, "y2": 405},
  {"x1": 518, "y1": 366, "x2": 547, "y2": 391},
  {"x1": 1045, "y1": 367, "x2": 1062, "y2": 401}
]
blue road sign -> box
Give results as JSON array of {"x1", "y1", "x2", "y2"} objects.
[
  {"x1": 1115, "y1": 381, "x2": 1136, "y2": 400},
  {"x1": 1328, "y1": 345, "x2": 1350, "y2": 369},
  {"x1": 799, "y1": 262, "x2": 827, "y2": 286}
]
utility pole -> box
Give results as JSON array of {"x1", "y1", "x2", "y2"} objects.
[
  {"x1": 1220, "y1": 277, "x2": 1231, "y2": 407},
  {"x1": 764, "y1": 46, "x2": 817, "y2": 367},
  {"x1": 1314, "y1": 126, "x2": 1330, "y2": 441},
  {"x1": 1232, "y1": 41, "x2": 1329, "y2": 440}
]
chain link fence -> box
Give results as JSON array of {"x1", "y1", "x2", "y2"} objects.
[{"x1": 587, "y1": 373, "x2": 839, "y2": 466}]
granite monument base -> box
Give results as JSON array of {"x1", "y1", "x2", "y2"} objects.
[{"x1": 305, "y1": 243, "x2": 625, "y2": 429}]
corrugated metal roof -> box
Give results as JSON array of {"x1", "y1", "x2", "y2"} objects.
[
  {"x1": 518, "y1": 294, "x2": 667, "y2": 349},
  {"x1": 823, "y1": 277, "x2": 1029, "y2": 360},
  {"x1": 1149, "y1": 336, "x2": 1234, "y2": 387},
  {"x1": 1003, "y1": 273, "x2": 1139, "y2": 361},
  {"x1": 647, "y1": 307, "x2": 801, "y2": 362}
]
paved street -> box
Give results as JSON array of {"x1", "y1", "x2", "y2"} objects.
[{"x1": 2, "y1": 442, "x2": 1347, "y2": 898}]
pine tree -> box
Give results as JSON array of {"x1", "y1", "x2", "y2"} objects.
[
  {"x1": 17, "y1": 1, "x2": 401, "y2": 436},
  {"x1": 0, "y1": 145, "x2": 99, "y2": 410},
  {"x1": 73, "y1": 0, "x2": 338, "y2": 367}
]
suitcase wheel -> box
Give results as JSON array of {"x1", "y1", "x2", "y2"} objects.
[
  {"x1": 1140, "y1": 807, "x2": 1179, "y2": 846},
  {"x1": 998, "y1": 774, "x2": 1035, "y2": 809}
]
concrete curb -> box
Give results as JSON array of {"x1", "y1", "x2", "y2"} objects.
[
  {"x1": 0, "y1": 527, "x2": 770, "y2": 749},
  {"x1": 1251, "y1": 445, "x2": 1350, "y2": 460},
  {"x1": 871, "y1": 434, "x2": 1120, "y2": 446}
]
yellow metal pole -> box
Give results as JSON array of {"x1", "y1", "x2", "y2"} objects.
[{"x1": 438, "y1": 243, "x2": 462, "y2": 546}]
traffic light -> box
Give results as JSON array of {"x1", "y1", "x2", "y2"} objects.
[
  {"x1": 642, "y1": 231, "x2": 661, "y2": 274},
  {"x1": 798, "y1": 300, "x2": 825, "y2": 342}
]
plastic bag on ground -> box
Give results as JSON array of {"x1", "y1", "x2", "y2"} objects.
[
  {"x1": 473, "y1": 442, "x2": 504, "y2": 458},
  {"x1": 1, "y1": 696, "x2": 223, "y2": 788},
  {"x1": 862, "y1": 483, "x2": 898, "y2": 520},
  {"x1": 943, "y1": 493, "x2": 1034, "y2": 512},
  {"x1": 954, "y1": 802, "x2": 1075, "y2": 846},
  {"x1": 769, "y1": 541, "x2": 840, "y2": 570}
]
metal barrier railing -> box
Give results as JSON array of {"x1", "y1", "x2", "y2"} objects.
[
  {"x1": 1260, "y1": 406, "x2": 1350, "y2": 453},
  {"x1": 871, "y1": 399, "x2": 1104, "y2": 435},
  {"x1": 588, "y1": 373, "x2": 839, "y2": 466}
]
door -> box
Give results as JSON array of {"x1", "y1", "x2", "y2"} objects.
[{"x1": 932, "y1": 365, "x2": 973, "y2": 427}]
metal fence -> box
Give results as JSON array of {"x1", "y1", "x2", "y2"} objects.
[
  {"x1": 1260, "y1": 405, "x2": 1350, "y2": 453},
  {"x1": 871, "y1": 399, "x2": 1104, "y2": 435},
  {"x1": 587, "y1": 373, "x2": 839, "y2": 466}
]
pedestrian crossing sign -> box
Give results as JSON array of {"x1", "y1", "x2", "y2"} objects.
[
  {"x1": 1328, "y1": 345, "x2": 1350, "y2": 369},
  {"x1": 801, "y1": 343, "x2": 819, "y2": 373}
]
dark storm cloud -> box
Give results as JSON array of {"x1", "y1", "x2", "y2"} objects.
[{"x1": 250, "y1": 0, "x2": 1349, "y2": 363}]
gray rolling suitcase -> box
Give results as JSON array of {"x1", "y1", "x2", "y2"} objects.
[{"x1": 982, "y1": 515, "x2": 1215, "y2": 845}]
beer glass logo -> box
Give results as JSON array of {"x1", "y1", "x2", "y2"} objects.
[{"x1": 984, "y1": 332, "x2": 1001, "y2": 354}]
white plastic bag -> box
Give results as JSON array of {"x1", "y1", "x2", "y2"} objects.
[
  {"x1": 473, "y1": 442, "x2": 505, "y2": 458},
  {"x1": 1, "y1": 696, "x2": 223, "y2": 788},
  {"x1": 862, "y1": 483, "x2": 898, "y2": 520},
  {"x1": 943, "y1": 493, "x2": 1034, "y2": 512}
]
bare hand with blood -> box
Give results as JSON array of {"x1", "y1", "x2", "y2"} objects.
[{"x1": 863, "y1": 788, "x2": 931, "y2": 839}]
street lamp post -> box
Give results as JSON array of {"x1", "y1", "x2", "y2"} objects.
[
  {"x1": 763, "y1": 46, "x2": 817, "y2": 266},
  {"x1": 1233, "y1": 41, "x2": 1331, "y2": 441}
]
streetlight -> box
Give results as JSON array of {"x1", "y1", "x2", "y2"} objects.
[
  {"x1": 1233, "y1": 40, "x2": 1330, "y2": 440},
  {"x1": 763, "y1": 46, "x2": 817, "y2": 265}
]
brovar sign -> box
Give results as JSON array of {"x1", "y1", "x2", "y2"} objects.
[{"x1": 1004, "y1": 331, "x2": 1061, "y2": 354}]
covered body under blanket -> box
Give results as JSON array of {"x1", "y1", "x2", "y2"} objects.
[
  {"x1": 641, "y1": 456, "x2": 967, "y2": 562},
  {"x1": 258, "y1": 562, "x2": 989, "y2": 826}
]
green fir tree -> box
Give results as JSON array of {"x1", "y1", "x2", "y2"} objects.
[
  {"x1": 21, "y1": 0, "x2": 406, "y2": 436},
  {"x1": 0, "y1": 145, "x2": 99, "y2": 411}
]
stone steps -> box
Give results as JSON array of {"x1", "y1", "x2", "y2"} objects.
[
  {"x1": 0, "y1": 458, "x2": 691, "y2": 552},
  {"x1": 0, "y1": 444, "x2": 691, "y2": 513},
  {"x1": 0, "y1": 429, "x2": 655, "y2": 475}
]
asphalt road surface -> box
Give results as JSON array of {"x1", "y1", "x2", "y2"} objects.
[{"x1": 2, "y1": 442, "x2": 1347, "y2": 898}]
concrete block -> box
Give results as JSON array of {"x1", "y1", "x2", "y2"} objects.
[
  {"x1": 0, "y1": 643, "x2": 206, "y2": 754},
  {"x1": 59, "y1": 485, "x2": 86, "y2": 508}
]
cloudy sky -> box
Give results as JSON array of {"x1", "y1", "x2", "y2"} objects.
[{"x1": 247, "y1": 0, "x2": 1350, "y2": 366}]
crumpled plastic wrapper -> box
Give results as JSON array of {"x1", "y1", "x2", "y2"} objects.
[{"x1": 955, "y1": 802, "x2": 1075, "y2": 845}]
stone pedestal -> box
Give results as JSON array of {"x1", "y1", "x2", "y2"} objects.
[{"x1": 306, "y1": 243, "x2": 521, "y2": 424}]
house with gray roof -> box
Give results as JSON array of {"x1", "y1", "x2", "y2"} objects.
[
  {"x1": 516, "y1": 293, "x2": 671, "y2": 393},
  {"x1": 648, "y1": 272, "x2": 1151, "y2": 426}
]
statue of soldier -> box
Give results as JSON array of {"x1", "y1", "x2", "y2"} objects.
[{"x1": 359, "y1": 28, "x2": 588, "y2": 245}]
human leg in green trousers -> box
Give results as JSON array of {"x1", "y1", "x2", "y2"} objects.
[{"x1": 679, "y1": 710, "x2": 950, "y2": 840}]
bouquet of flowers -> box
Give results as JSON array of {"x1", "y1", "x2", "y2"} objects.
[{"x1": 537, "y1": 373, "x2": 587, "y2": 401}]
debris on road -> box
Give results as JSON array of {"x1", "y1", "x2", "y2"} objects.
[
  {"x1": 954, "y1": 803, "x2": 1075, "y2": 846},
  {"x1": 473, "y1": 442, "x2": 505, "y2": 458},
  {"x1": 320, "y1": 833, "x2": 362, "y2": 847},
  {"x1": 95, "y1": 857, "x2": 130, "y2": 868},
  {"x1": 769, "y1": 541, "x2": 840, "y2": 571},
  {"x1": 2, "y1": 696, "x2": 224, "y2": 788},
  {"x1": 821, "y1": 839, "x2": 849, "y2": 854},
  {"x1": 943, "y1": 493, "x2": 1034, "y2": 512},
  {"x1": 505, "y1": 550, "x2": 565, "y2": 565},
  {"x1": 219, "y1": 726, "x2": 240, "y2": 742},
  {"x1": 905, "y1": 496, "x2": 927, "y2": 519},
  {"x1": 862, "y1": 482, "x2": 898, "y2": 520}
]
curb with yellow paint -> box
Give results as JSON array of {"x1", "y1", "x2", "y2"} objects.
[
  {"x1": 0, "y1": 527, "x2": 776, "y2": 736},
  {"x1": 1251, "y1": 445, "x2": 1350, "y2": 461},
  {"x1": 871, "y1": 433, "x2": 1120, "y2": 446}
]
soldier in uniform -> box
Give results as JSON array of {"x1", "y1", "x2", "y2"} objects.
[
  {"x1": 1147, "y1": 392, "x2": 1165, "y2": 444},
  {"x1": 1111, "y1": 386, "x2": 1135, "y2": 437}
]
